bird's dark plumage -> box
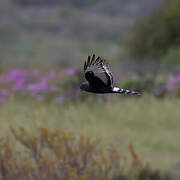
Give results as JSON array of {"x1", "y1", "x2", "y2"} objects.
[
  {"x1": 84, "y1": 54, "x2": 113, "y2": 89},
  {"x1": 80, "y1": 54, "x2": 141, "y2": 96}
]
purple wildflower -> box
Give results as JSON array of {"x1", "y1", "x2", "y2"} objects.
[
  {"x1": 65, "y1": 68, "x2": 77, "y2": 76},
  {"x1": 31, "y1": 70, "x2": 40, "y2": 77},
  {"x1": 169, "y1": 74, "x2": 180, "y2": 85},
  {"x1": 0, "y1": 89, "x2": 9, "y2": 96},
  {"x1": 47, "y1": 71, "x2": 56, "y2": 79},
  {"x1": 167, "y1": 74, "x2": 180, "y2": 91},
  {"x1": 53, "y1": 96, "x2": 64, "y2": 104},
  {"x1": 10, "y1": 69, "x2": 28, "y2": 81},
  {"x1": 49, "y1": 85, "x2": 58, "y2": 92},
  {"x1": 155, "y1": 85, "x2": 166, "y2": 96},
  {"x1": 12, "y1": 79, "x2": 25, "y2": 91},
  {"x1": 27, "y1": 78, "x2": 47, "y2": 92},
  {"x1": 0, "y1": 96, "x2": 7, "y2": 103}
]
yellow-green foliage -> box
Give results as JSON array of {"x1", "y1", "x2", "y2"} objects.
[{"x1": 0, "y1": 127, "x2": 170, "y2": 180}]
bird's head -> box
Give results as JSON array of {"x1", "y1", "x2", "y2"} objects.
[
  {"x1": 85, "y1": 71, "x2": 94, "y2": 80},
  {"x1": 80, "y1": 82, "x2": 91, "y2": 92}
]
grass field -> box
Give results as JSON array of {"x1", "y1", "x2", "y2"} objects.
[{"x1": 1, "y1": 95, "x2": 180, "y2": 170}]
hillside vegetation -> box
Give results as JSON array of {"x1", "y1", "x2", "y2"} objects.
[
  {"x1": 128, "y1": 0, "x2": 180, "y2": 66},
  {"x1": 0, "y1": 0, "x2": 163, "y2": 67}
]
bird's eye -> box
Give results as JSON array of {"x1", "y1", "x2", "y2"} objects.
[{"x1": 86, "y1": 71, "x2": 94, "y2": 76}]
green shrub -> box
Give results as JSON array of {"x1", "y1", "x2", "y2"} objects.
[
  {"x1": 121, "y1": 76, "x2": 156, "y2": 93},
  {"x1": 163, "y1": 46, "x2": 180, "y2": 66},
  {"x1": 128, "y1": 0, "x2": 180, "y2": 61}
]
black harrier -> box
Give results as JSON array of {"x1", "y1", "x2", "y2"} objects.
[{"x1": 80, "y1": 54, "x2": 140, "y2": 95}]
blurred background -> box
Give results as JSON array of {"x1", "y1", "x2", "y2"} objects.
[{"x1": 0, "y1": 0, "x2": 180, "y2": 179}]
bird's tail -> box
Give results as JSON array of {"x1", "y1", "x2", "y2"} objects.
[{"x1": 112, "y1": 87, "x2": 141, "y2": 96}]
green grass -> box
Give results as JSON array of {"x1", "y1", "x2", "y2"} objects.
[{"x1": 1, "y1": 95, "x2": 180, "y2": 169}]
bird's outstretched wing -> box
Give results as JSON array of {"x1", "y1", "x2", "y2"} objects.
[{"x1": 84, "y1": 54, "x2": 114, "y2": 88}]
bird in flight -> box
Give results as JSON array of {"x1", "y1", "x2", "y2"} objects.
[{"x1": 80, "y1": 54, "x2": 141, "y2": 96}]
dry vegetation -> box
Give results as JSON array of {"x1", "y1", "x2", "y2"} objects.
[
  {"x1": 0, "y1": 126, "x2": 171, "y2": 180},
  {"x1": 0, "y1": 96, "x2": 180, "y2": 171}
]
